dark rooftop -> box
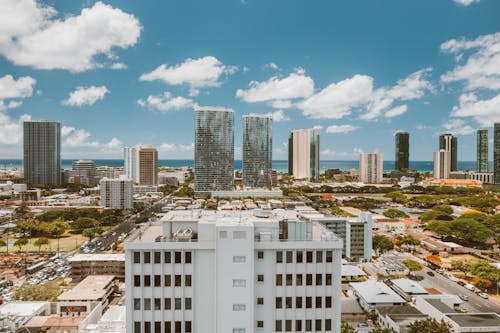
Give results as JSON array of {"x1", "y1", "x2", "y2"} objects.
[{"x1": 447, "y1": 313, "x2": 500, "y2": 328}]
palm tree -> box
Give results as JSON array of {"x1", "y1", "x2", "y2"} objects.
[
  {"x1": 34, "y1": 237, "x2": 49, "y2": 253},
  {"x1": 14, "y1": 238, "x2": 29, "y2": 253}
]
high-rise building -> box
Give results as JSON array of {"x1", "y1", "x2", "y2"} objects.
[
  {"x1": 69, "y1": 160, "x2": 97, "y2": 186},
  {"x1": 124, "y1": 147, "x2": 139, "y2": 183},
  {"x1": 288, "y1": 128, "x2": 320, "y2": 181},
  {"x1": 23, "y1": 120, "x2": 61, "y2": 186},
  {"x1": 125, "y1": 210, "x2": 343, "y2": 333},
  {"x1": 359, "y1": 153, "x2": 383, "y2": 184},
  {"x1": 194, "y1": 107, "x2": 234, "y2": 195},
  {"x1": 242, "y1": 115, "x2": 272, "y2": 188},
  {"x1": 494, "y1": 123, "x2": 500, "y2": 184},
  {"x1": 99, "y1": 176, "x2": 133, "y2": 210},
  {"x1": 394, "y1": 132, "x2": 409, "y2": 171},
  {"x1": 477, "y1": 129, "x2": 489, "y2": 173},
  {"x1": 439, "y1": 133, "x2": 458, "y2": 171},
  {"x1": 138, "y1": 146, "x2": 158, "y2": 185},
  {"x1": 433, "y1": 149, "x2": 451, "y2": 179}
]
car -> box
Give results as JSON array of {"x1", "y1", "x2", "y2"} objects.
[
  {"x1": 426, "y1": 271, "x2": 435, "y2": 277},
  {"x1": 409, "y1": 274, "x2": 424, "y2": 281},
  {"x1": 357, "y1": 323, "x2": 369, "y2": 328},
  {"x1": 459, "y1": 295, "x2": 469, "y2": 301},
  {"x1": 477, "y1": 292, "x2": 489, "y2": 299},
  {"x1": 457, "y1": 280, "x2": 465, "y2": 286}
]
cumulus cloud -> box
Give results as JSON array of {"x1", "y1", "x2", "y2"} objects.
[
  {"x1": 0, "y1": 112, "x2": 31, "y2": 145},
  {"x1": 62, "y1": 86, "x2": 109, "y2": 107},
  {"x1": 326, "y1": 124, "x2": 359, "y2": 134},
  {"x1": 110, "y1": 62, "x2": 127, "y2": 70},
  {"x1": 137, "y1": 92, "x2": 195, "y2": 112},
  {"x1": 0, "y1": 74, "x2": 36, "y2": 111},
  {"x1": 248, "y1": 110, "x2": 289, "y2": 122},
  {"x1": 139, "y1": 56, "x2": 236, "y2": 95},
  {"x1": 384, "y1": 105, "x2": 408, "y2": 118},
  {"x1": 62, "y1": 125, "x2": 121, "y2": 149},
  {"x1": 158, "y1": 143, "x2": 194, "y2": 159},
  {"x1": 450, "y1": 92, "x2": 500, "y2": 126},
  {"x1": 0, "y1": 1, "x2": 141, "y2": 72},
  {"x1": 442, "y1": 118, "x2": 476, "y2": 135},
  {"x1": 452, "y1": 0, "x2": 479, "y2": 6}
]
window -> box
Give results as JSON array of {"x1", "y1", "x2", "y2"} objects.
[
  {"x1": 275, "y1": 297, "x2": 282, "y2": 308},
  {"x1": 185, "y1": 298, "x2": 192, "y2": 310},
  {"x1": 164, "y1": 321, "x2": 171, "y2": 333},
  {"x1": 257, "y1": 274, "x2": 264, "y2": 283},
  {"x1": 257, "y1": 321, "x2": 264, "y2": 329},
  {"x1": 306, "y1": 251, "x2": 313, "y2": 263},
  {"x1": 145, "y1": 322, "x2": 151, "y2": 333},
  {"x1": 285, "y1": 297, "x2": 292, "y2": 308},
  {"x1": 185, "y1": 275, "x2": 192, "y2": 287},
  {"x1": 154, "y1": 298, "x2": 161, "y2": 310},
  {"x1": 326, "y1": 274, "x2": 332, "y2": 286},
  {"x1": 325, "y1": 319, "x2": 332, "y2": 331},
  {"x1": 233, "y1": 231, "x2": 246, "y2": 239},
  {"x1": 315, "y1": 320, "x2": 322, "y2": 331},
  {"x1": 286, "y1": 251, "x2": 293, "y2": 263},
  {"x1": 325, "y1": 296, "x2": 332, "y2": 308},
  {"x1": 305, "y1": 320, "x2": 312, "y2": 332},
  {"x1": 257, "y1": 251, "x2": 264, "y2": 260},
  {"x1": 134, "y1": 252, "x2": 140, "y2": 263},
  {"x1": 219, "y1": 231, "x2": 228, "y2": 239},
  {"x1": 185, "y1": 321, "x2": 192, "y2": 333},
  {"x1": 134, "y1": 298, "x2": 141, "y2": 310},
  {"x1": 185, "y1": 252, "x2": 192, "y2": 264},
  {"x1": 285, "y1": 320, "x2": 292, "y2": 332},
  {"x1": 134, "y1": 321, "x2": 141, "y2": 333},
  {"x1": 164, "y1": 275, "x2": 171, "y2": 287},
  {"x1": 174, "y1": 322, "x2": 181, "y2": 333},
  {"x1": 233, "y1": 279, "x2": 246, "y2": 287},
  {"x1": 144, "y1": 298, "x2": 151, "y2": 310},
  {"x1": 316, "y1": 274, "x2": 322, "y2": 285},
  {"x1": 164, "y1": 298, "x2": 171, "y2": 310},
  {"x1": 233, "y1": 256, "x2": 246, "y2": 263},
  {"x1": 144, "y1": 251, "x2": 151, "y2": 264},
  {"x1": 154, "y1": 275, "x2": 161, "y2": 287},
  {"x1": 174, "y1": 298, "x2": 182, "y2": 310},
  {"x1": 316, "y1": 251, "x2": 323, "y2": 263},
  {"x1": 306, "y1": 274, "x2": 312, "y2": 286},
  {"x1": 296, "y1": 320, "x2": 302, "y2": 331},
  {"x1": 134, "y1": 275, "x2": 141, "y2": 287},
  {"x1": 315, "y1": 296, "x2": 322, "y2": 308},
  {"x1": 286, "y1": 274, "x2": 293, "y2": 286},
  {"x1": 326, "y1": 250, "x2": 333, "y2": 263},
  {"x1": 164, "y1": 252, "x2": 171, "y2": 263},
  {"x1": 175, "y1": 275, "x2": 181, "y2": 287},
  {"x1": 154, "y1": 252, "x2": 161, "y2": 264},
  {"x1": 296, "y1": 251, "x2": 303, "y2": 263},
  {"x1": 175, "y1": 252, "x2": 181, "y2": 264},
  {"x1": 257, "y1": 297, "x2": 264, "y2": 305},
  {"x1": 144, "y1": 275, "x2": 151, "y2": 287},
  {"x1": 296, "y1": 274, "x2": 303, "y2": 286},
  {"x1": 233, "y1": 304, "x2": 246, "y2": 311},
  {"x1": 276, "y1": 251, "x2": 283, "y2": 263},
  {"x1": 295, "y1": 297, "x2": 302, "y2": 308},
  {"x1": 276, "y1": 320, "x2": 283, "y2": 332},
  {"x1": 306, "y1": 297, "x2": 312, "y2": 308},
  {"x1": 276, "y1": 274, "x2": 282, "y2": 286}
]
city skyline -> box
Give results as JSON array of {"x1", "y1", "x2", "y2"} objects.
[{"x1": 0, "y1": 0, "x2": 499, "y2": 161}]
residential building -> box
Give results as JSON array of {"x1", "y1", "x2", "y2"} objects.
[
  {"x1": 395, "y1": 132, "x2": 409, "y2": 171},
  {"x1": 439, "y1": 133, "x2": 458, "y2": 172},
  {"x1": 125, "y1": 209, "x2": 343, "y2": 333},
  {"x1": 477, "y1": 128, "x2": 489, "y2": 173},
  {"x1": 390, "y1": 278, "x2": 428, "y2": 300},
  {"x1": 194, "y1": 107, "x2": 234, "y2": 196},
  {"x1": 314, "y1": 212, "x2": 373, "y2": 262},
  {"x1": 68, "y1": 253, "x2": 125, "y2": 282},
  {"x1": 359, "y1": 152, "x2": 383, "y2": 184},
  {"x1": 124, "y1": 147, "x2": 139, "y2": 183},
  {"x1": 23, "y1": 120, "x2": 61, "y2": 186},
  {"x1": 433, "y1": 149, "x2": 451, "y2": 179},
  {"x1": 288, "y1": 128, "x2": 320, "y2": 181},
  {"x1": 495, "y1": 123, "x2": 500, "y2": 184},
  {"x1": 242, "y1": 115, "x2": 272, "y2": 188},
  {"x1": 99, "y1": 176, "x2": 133, "y2": 210},
  {"x1": 68, "y1": 160, "x2": 97, "y2": 186},
  {"x1": 138, "y1": 146, "x2": 158, "y2": 186},
  {"x1": 375, "y1": 304, "x2": 427, "y2": 333},
  {"x1": 350, "y1": 280, "x2": 405, "y2": 312},
  {"x1": 466, "y1": 171, "x2": 494, "y2": 184}
]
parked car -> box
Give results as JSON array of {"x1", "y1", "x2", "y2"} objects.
[
  {"x1": 459, "y1": 295, "x2": 469, "y2": 301},
  {"x1": 409, "y1": 274, "x2": 424, "y2": 281},
  {"x1": 426, "y1": 271, "x2": 435, "y2": 277},
  {"x1": 464, "y1": 284, "x2": 475, "y2": 292},
  {"x1": 477, "y1": 292, "x2": 489, "y2": 299}
]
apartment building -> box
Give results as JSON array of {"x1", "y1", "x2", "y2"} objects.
[
  {"x1": 99, "y1": 176, "x2": 133, "y2": 210},
  {"x1": 359, "y1": 153, "x2": 383, "y2": 184},
  {"x1": 139, "y1": 147, "x2": 159, "y2": 186},
  {"x1": 125, "y1": 209, "x2": 343, "y2": 333}
]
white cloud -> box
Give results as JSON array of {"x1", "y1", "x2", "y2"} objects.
[
  {"x1": 263, "y1": 62, "x2": 279, "y2": 70},
  {"x1": 248, "y1": 110, "x2": 289, "y2": 122},
  {"x1": 442, "y1": 118, "x2": 476, "y2": 135},
  {"x1": 450, "y1": 92, "x2": 500, "y2": 126},
  {"x1": 110, "y1": 62, "x2": 127, "y2": 70},
  {"x1": 0, "y1": 1, "x2": 141, "y2": 72},
  {"x1": 0, "y1": 112, "x2": 31, "y2": 145},
  {"x1": 62, "y1": 86, "x2": 109, "y2": 107},
  {"x1": 452, "y1": 0, "x2": 479, "y2": 6},
  {"x1": 137, "y1": 92, "x2": 194, "y2": 112},
  {"x1": 384, "y1": 105, "x2": 408, "y2": 118},
  {"x1": 441, "y1": 32, "x2": 500, "y2": 91},
  {"x1": 0, "y1": 74, "x2": 36, "y2": 111},
  {"x1": 321, "y1": 147, "x2": 364, "y2": 159},
  {"x1": 158, "y1": 143, "x2": 194, "y2": 159},
  {"x1": 325, "y1": 124, "x2": 359, "y2": 134},
  {"x1": 62, "y1": 125, "x2": 121, "y2": 149},
  {"x1": 271, "y1": 100, "x2": 293, "y2": 109},
  {"x1": 236, "y1": 69, "x2": 314, "y2": 106},
  {"x1": 140, "y1": 56, "x2": 236, "y2": 94}
]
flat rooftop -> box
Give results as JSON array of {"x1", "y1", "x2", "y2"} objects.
[
  {"x1": 447, "y1": 313, "x2": 500, "y2": 328},
  {"x1": 68, "y1": 253, "x2": 125, "y2": 262},
  {"x1": 0, "y1": 301, "x2": 48, "y2": 316},
  {"x1": 58, "y1": 275, "x2": 115, "y2": 301}
]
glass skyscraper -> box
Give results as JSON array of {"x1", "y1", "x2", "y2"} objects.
[
  {"x1": 494, "y1": 123, "x2": 500, "y2": 184},
  {"x1": 477, "y1": 128, "x2": 489, "y2": 173},
  {"x1": 23, "y1": 120, "x2": 61, "y2": 186},
  {"x1": 194, "y1": 107, "x2": 234, "y2": 195},
  {"x1": 394, "y1": 132, "x2": 409, "y2": 171},
  {"x1": 439, "y1": 133, "x2": 458, "y2": 172},
  {"x1": 242, "y1": 115, "x2": 272, "y2": 188}
]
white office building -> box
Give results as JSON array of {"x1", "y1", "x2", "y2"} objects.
[
  {"x1": 359, "y1": 153, "x2": 383, "y2": 184},
  {"x1": 434, "y1": 149, "x2": 451, "y2": 179},
  {"x1": 125, "y1": 147, "x2": 140, "y2": 183},
  {"x1": 288, "y1": 128, "x2": 320, "y2": 181},
  {"x1": 100, "y1": 176, "x2": 133, "y2": 210},
  {"x1": 125, "y1": 209, "x2": 343, "y2": 333}
]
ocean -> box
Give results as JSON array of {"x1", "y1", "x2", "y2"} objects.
[{"x1": 0, "y1": 159, "x2": 482, "y2": 173}]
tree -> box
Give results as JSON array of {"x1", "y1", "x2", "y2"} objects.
[
  {"x1": 83, "y1": 228, "x2": 96, "y2": 242},
  {"x1": 426, "y1": 220, "x2": 452, "y2": 237},
  {"x1": 373, "y1": 235, "x2": 394, "y2": 256},
  {"x1": 450, "y1": 260, "x2": 471, "y2": 278},
  {"x1": 470, "y1": 260, "x2": 500, "y2": 283},
  {"x1": 451, "y1": 218, "x2": 493, "y2": 243},
  {"x1": 0, "y1": 239, "x2": 7, "y2": 252},
  {"x1": 403, "y1": 259, "x2": 423, "y2": 272},
  {"x1": 33, "y1": 237, "x2": 49, "y2": 253},
  {"x1": 341, "y1": 321, "x2": 358, "y2": 333},
  {"x1": 408, "y1": 318, "x2": 452, "y2": 333},
  {"x1": 71, "y1": 217, "x2": 99, "y2": 231},
  {"x1": 369, "y1": 327, "x2": 396, "y2": 333},
  {"x1": 15, "y1": 202, "x2": 28, "y2": 215},
  {"x1": 13, "y1": 281, "x2": 60, "y2": 301},
  {"x1": 14, "y1": 238, "x2": 29, "y2": 252},
  {"x1": 383, "y1": 209, "x2": 409, "y2": 219},
  {"x1": 384, "y1": 192, "x2": 407, "y2": 204},
  {"x1": 47, "y1": 219, "x2": 67, "y2": 254}
]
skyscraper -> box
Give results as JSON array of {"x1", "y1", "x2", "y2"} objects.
[
  {"x1": 288, "y1": 128, "x2": 320, "y2": 181},
  {"x1": 494, "y1": 123, "x2": 500, "y2": 184},
  {"x1": 439, "y1": 133, "x2": 458, "y2": 171},
  {"x1": 394, "y1": 132, "x2": 409, "y2": 171},
  {"x1": 138, "y1": 146, "x2": 158, "y2": 185},
  {"x1": 359, "y1": 152, "x2": 383, "y2": 184},
  {"x1": 434, "y1": 149, "x2": 451, "y2": 179},
  {"x1": 23, "y1": 120, "x2": 61, "y2": 186},
  {"x1": 124, "y1": 147, "x2": 139, "y2": 183},
  {"x1": 70, "y1": 160, "x2": 97, "y2": 186},
  {"x1": 477, "y1": 129, "x2": 489, "y2": 173},
  {"x1": 100, "y1": 176, "x2": 133, "y2": 210},
  {"x1": 194, "y1": 107, "x2": 234, "y2": 195},
  {"x1": 242, "y1": 115, "x2": 272, "y2": 188}
]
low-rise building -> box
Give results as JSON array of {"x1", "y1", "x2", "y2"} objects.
[
  {"x1": 0, "y1": 301, "x2": 50, "y2": 332},
  {"x1": 350, "y1": 280, "x2": 405, "y2": 312},
  {"x1": 390, "y1": 278, "x2": 428, "y2": 300},
  {"x1": 68, "y1": 254, "x2": 125, "y2": 282},
  {"x1": 375, "y1": 304, "x2": 428, "y2": 333}
]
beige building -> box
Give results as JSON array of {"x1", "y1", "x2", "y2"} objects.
[
  {"x1": 288, "y1": 128, "x2": 320, "y2": 181},
  {"x1": 434, "y1": 149, "x2": 451, "y2": 179},
  {"x1": 138, "y1": 146, "x2": 158, "y2": 185},
  {"x1": 359, "y1": 152, "x2": 383, "y2": 184},
  {"x1": 68, "y1": 253, "x2": 125, "y2": 282}
]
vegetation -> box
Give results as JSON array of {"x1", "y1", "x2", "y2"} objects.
[
  {"x1": 369, "y1": 327, "x2": 396, "y2": 333},
  {"x1": 372, "y1": 235, "x2": 394, "y2": 256},
  {"x1": 419, "y1": 205, "x2": 454, "y2": 222},
  {"x1": 470, "y1": 260, "x2": 500, "y2": 283},
  {"x1": 383, "y1": 209, "x2": 409, "y2": 219},
  {"x1": 33, "y1": 237, "x2": 49, "y2": 252},
  {"x1": 402, "y1": 259, "x2": 422, "y2": 272},
  {"x1": 384, "y1": 191, "x2": 408, "y2": 203},
  {"x1": 426, "y1": 213, "x2": 496, "y2": 245},
  {"x1": 341, "y1": 321, "x2": 358, "y2": 333},
  {"x1": 407, "y1": 318, "x2": 452, "y2": 333},
  {"x1": 343, "y1": 197, "x2": 384, "y2": 210},
  {"x1": 173, "y1": 186, "x2": 194, "y2": 197},
  {"x1": 395, "y1": 235, "x2": 420, "y2": 249},
  {"x1": 450, "y1": 260, "x2": 472, "y2": 277},
  {"x1": 14, "y1": 281, "x2": 60, "y2": 301},
  {"x1": 14, "y1": 238, "x2": 29, "y2": 252}
]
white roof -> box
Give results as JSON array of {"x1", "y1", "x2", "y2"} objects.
[
  {"x1": 0, "y1": 301, "x2": 49, "y2": 316},
  {"x1": 68, "y1": 253, "x2": 125, "y2": 262},
  {"x1": 350, "y1": 280, "x2": 405, "y2": 304},
  {"x1": 391, "y1": 278, "x2": 428, "y2": 295},
  {"x1": 341, "y1": 265, "x2": 366, "y2": 277}
]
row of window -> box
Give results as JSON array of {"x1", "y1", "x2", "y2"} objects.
[
  {"x1": 276, "y1": 319, "x2": 332, "y2": 331},
  {"x1": 134, "y1": 321, "x2": 191, "y2": 333},
  {"x1": 275, "y1": 296, "x2": 332, "y2": 309},
  {"x1": 276, "y1": 250, "x2": 333, "y2": 264},
  {"x1": 133, "y1": 251, "x2": 192, "y2": 264},
  {"x1": 275, "y1": 274, "x2": 333, "y2": 286},
  {"x1": 133, "y1": 298, "x2": 191, "y2": 311},
  {"x1": 133, "y1": 275, "x2": 192, "y2": 287}
]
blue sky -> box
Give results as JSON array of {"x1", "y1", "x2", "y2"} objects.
[{"x1": 0, "y1": 0, "x2": 499, "y2": 160}]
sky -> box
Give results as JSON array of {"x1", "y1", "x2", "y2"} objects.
[{"x1": 0, "y1": 0, "x2": 499, "y2": 161}]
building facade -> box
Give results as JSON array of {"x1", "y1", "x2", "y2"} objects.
[
  {"x1": 194, "y1": 107, "x2": 234, "y2": 195},
  {"x1": 23, "y1": 120, "x2": 61, "y2": 186},
  {"x1": 139, "y1": 147, "x2": 159, "y2": 186},
  {"x1": 99, "y1": 176, "x2": 133, "y2": 210},
  {"x1": 495, "y1": 123, "x2": 500, "y2": 184},
  {"x1": 359, "y1": 153, "x2": 383, "y2": 184},
  {"x1": 439, "y1": 133, "x2": 458, "y2": 172},
  {"x1": 395, "y1": 132, "x2": 409, "y2": 171},
  {"x1": 125, "y1": 210, "x2": 343, "y2": 333},
  {"x1": 125, "y1": 147, "x2": 139, "y2": 183},
  {"x1": 242, "y1": 115, "x2": 272, "y2": 188},
  {"x1": 69, "y1": 160, "x2": 97, "y2": 186},
  {"x1": 433, "y1": 149, "x2": 451, "y2": 179},
  {"x1": 477, "y1": 129, "x2": 489, "y2": 173},
  {"x1": 288, "y1": 128, "x2": 320, "y2": 181}
]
